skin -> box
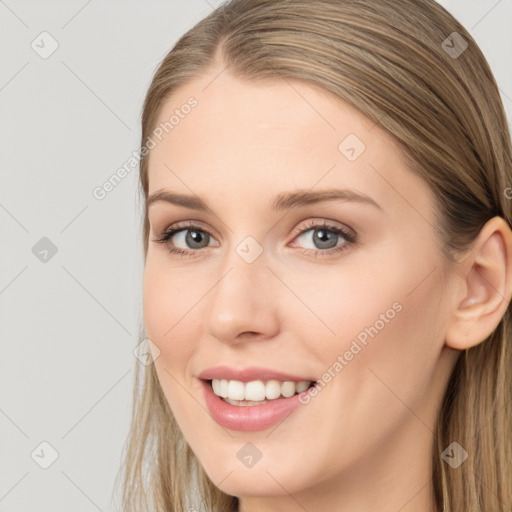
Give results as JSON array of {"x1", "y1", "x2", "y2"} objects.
[{"x1": 142, "y1": 66, "x2": 512, "y2": 512}]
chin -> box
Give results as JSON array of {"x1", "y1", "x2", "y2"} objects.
[{"x1": 197, "y1": 452, "x2": 309, "y2": 498}]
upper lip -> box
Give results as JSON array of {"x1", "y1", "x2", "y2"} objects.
[{"x1": 198, "y1": 365, "x2": 316, "y2": 383}]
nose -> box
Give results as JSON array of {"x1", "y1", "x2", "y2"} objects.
[{"x1": 203, "y1": 243, "x2": 280, "y2": 345}]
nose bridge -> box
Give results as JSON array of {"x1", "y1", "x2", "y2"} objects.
[{"x1": 203, "y1": 235, "x2": 279, "y2": 342}]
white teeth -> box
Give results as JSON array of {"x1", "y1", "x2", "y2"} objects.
[
  {"x1": 265, "y1": 380, "x2": 282, "y2": 400},
  {"x1": 211, "y1": 378, "x2": 313, "y2": 402},
  {"x1": 227, "y1": 380, "x2": 245, "y2": 400},
  {"x1": 295, "y1": 381, "x2": 310, "y2": 393},
  {"x1": 244, "y1": 380, "x2": 266, "y2": 401},
  {"x1": 281, "y1": 381, "x2": 296, "y2": 398},
  {"x1": 219, "y1": 379, "x2": 228, "y2": 398}
]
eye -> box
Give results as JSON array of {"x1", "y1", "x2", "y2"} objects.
[
  {"x1": 290, "y1": 220, "x2": 356, "y2": 256},
  {"x1": 152, "y1": 222, "x2": 218, "y2": 256}
]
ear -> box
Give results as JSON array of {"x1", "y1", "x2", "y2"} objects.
[{"x1": 445, "y1": 216, "x2": 512, "y2": 350}]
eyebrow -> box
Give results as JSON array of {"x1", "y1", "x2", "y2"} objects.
[{"x1": 146, "y1": 188, "x2": 382, "y2": 213}]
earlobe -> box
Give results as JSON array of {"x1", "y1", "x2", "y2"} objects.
[{"x1": 445, "y1": 216, "x2": 512, "y2": 351}]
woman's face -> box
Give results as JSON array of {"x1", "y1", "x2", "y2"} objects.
[{"x1": 143, "y1": 69, "x2": 459, "y2": 505}]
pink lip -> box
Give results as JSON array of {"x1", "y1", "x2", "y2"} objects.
[
  {"x1": 197, "y1": 365, "x2": 316, "y2": 383},
  {"x1": 200, "y1": 379, "x2": 308, "y2": 431}
]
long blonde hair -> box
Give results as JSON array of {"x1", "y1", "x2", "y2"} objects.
[{"x1": 113, "y1": 1, "x2": 512, "y2": 510}]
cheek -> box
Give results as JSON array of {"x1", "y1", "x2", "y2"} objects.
[
  {"x1": 320, "y1": 260, "x2": 446, "y2": 426},
  {"x1": 285, "y1": 258, "x2": 403, "y2": 354},
  {"x1": 142, "y1": 264, "x2": 168, "y2": 343},
  {"x1": 142, "y1": 260, "x2": 196, "y2": 367},
  {"x1": 142, "y1": 252, "x2": 195, "y2": 333},
  {"x1": 142, "y1": 263, "x2": 206, "y2": 429},
  {"x1": 299, "y1": 247, "x2": 446, "y2": 401}
]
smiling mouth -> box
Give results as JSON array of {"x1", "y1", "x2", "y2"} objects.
[{"x1": 206, "y1": 378, "x2": 316, "y2": 406}]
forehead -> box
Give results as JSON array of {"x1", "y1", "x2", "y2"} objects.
[
  {"x1": 146, "y1": 70, "x2": 433, "y2": 220},
  {"x1": 150, "y1": 70, "x2": 378, "y2": 161}
]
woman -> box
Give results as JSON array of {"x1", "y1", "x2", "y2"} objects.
[{"x1": 115, "y1": 1, "x2": 512, "y2": 511}]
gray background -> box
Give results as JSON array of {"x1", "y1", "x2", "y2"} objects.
[{"x1": 0, "y1": 1, "x2": 510, "y2": 511}]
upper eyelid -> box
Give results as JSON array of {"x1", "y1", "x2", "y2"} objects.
[
  {"x1": 156, "y1": 220, "x2": 217, "y2": 237},
  {"x1": 293, "y1": 218, "x2": 354, "y2": 234}
]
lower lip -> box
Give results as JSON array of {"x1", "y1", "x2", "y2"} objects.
[{"x1": 201, "y1": 379, "x2": 307, "y2": 431}]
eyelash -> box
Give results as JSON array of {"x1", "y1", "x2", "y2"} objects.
[{"x1": 152, "y1": 220, "x2": 357, "y2": 258}]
